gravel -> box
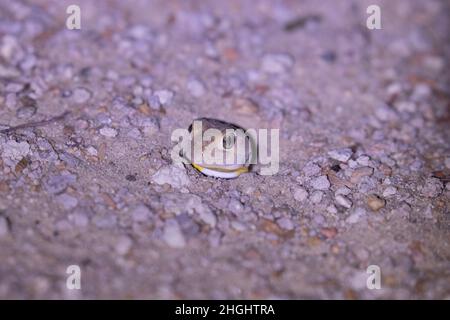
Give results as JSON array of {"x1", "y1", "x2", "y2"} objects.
[
  {"x1": 310, "y1": 175, "x2": 331, "y2": 191},
  {"x1": 328, "y1": 148, "x2": 353, "y2": 162},
  {"x1": 0, "y1": 0, "x2": 448, "y2": 300}
]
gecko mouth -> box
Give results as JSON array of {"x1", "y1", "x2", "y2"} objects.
[{"x1": 191, "y1": 163, "x2": 249, "y2": 179}]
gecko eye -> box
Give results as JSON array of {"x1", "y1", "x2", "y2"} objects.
[{"x1": 222, "y1": 132, "x2": 236, "y2": 150}]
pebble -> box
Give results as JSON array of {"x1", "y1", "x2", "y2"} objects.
[
  {"x1": 44, "y1": 173, "x2": 77, "y2": 194},
  {"x1": 310, "y1": 191, "x2": 324, "y2": 204},
  {"x1": 162, "y1": 220, "x2": 186, "y2": 248},
  {"x1": 86, "y1": 146, "x2": 98, "y2": 156},
  {"x1": 367, "y1": 195, "x2": 386, "y2": 211},
  {"x1": 198, "y1": 208, "x2": 217, "y2": 228},
  {"x1": 131, "y1": 204, "x2": 152, "y2": 222},
  {"x1": 2, "y1": 140, "x2": 30, "y2": 162},
  {"x1": 350, "y1": 166, "x2": 374, "y2": 184},
  {"x1": 356, "y1": 155, "x2": 370, "y2": 166},
  {"x1": 228, "y1": 199, "x2": 244, "y2": 213},
  {"x1": 293, "y1": 187, "x2": 308, "y2": 202},
  {"x1": 261, "y1": 53, "x2": 294, "y2": 74},
  {"x1": 16, "y1": 105, "x2": 37, "y2": 119},
  {"x1": 277, "y1": 217, "x2": 294, "y2": 230},
  {"x1": 232, "y1": 98, "x2": 259, "y2": 115},
  {"x1": 72, "y1": 87, "x2": 92, "y2": 104},
  {"x1": 115, "y1": 235, "x2": 133, "y2": 255},
  {"x1": 0, "y1": 216, "x2": 10, "y2": 237},
  {"x1": 231, "y1": 220, "x2": 247, "y2": 232},
  {"x1": 335, "y1": 194, "x2": 352, "y2": 209},
  {"x1": 99, "y1": 127, "x2": 118, "y2": 138},
  {"x1": 346, "y1": 207, "x2": 366, "y2": 224},
  {"x1": 55, "y1": 193, "x2": 79, "y2": 210},
  {"x1": 420, "y1": 178, "x2": 443, "y2": 198},
  {"x1": 154, "y1": 90, "x2": 174, "y2": 105},
  {"x1": 187, "y1": 79, "x2": 206, "y2": 97},
  {"x1": 382, "y1": 186, "x2": 397, "y2": 197},
  {"x1": 311, "y1": 175, "x2": 330, "y2": 191},
  {"x1": 445, "y1": 157, "x2": 450, "y2": 169},
  {"x1": 328, "y1": 148, "x2": 353, "y2": 162},
  {"x1": 335, "y1": 186, "x2": 351, "y2": 196},
  {"x1": 302, "y1": 163, "x2": 321, "y2": 177},
  {"x1": 152, "y1": 165, "x2": 190, "y2": 189}
]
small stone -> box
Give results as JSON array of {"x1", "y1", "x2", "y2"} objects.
[
  {"x1": 86, "y1": 146, "x2": 98, "y2": 156},
  {"x1": 2, "y1": 140, "x2": 30, "y2": 162},
  {"x1": 198, "y1": 207, "x2": 217, "y2": 228},
  {"x1": 328, "y1": 148, "x2": 353, "y2": 162},
  {"x1": 44, "y1": 173, "x2": 77, "y2": 194},
  {"x1": 162, "y1": 220, "x2": 186, "y2": 248},
  {"x1": 335, "y1": 194, "x2": 352, "y2": 209},
  {"x1": 228, "y1": 198, "x2": 244, "y2": 213},
  {"x1": 187, "y1": 79, "x2": 206, "y2": 97},
  {"x1": 327, "y1": 205, "x2": 338, "y2": 214},
  {"x1": 70, "y1": 211, "x2": 90, "y2": 227},
  {"x1": 375, "y1": 104, "x2": 398, "y2": 122},
  {"x1": 154, "y1": 90, "x2": 174, "y2": 105},
  {"x1": 261, "y1": 53, "x2": 294, "y2": 74},
  {"x1": 277, "y1": 217, "x2": 294, "y2": 230},
  {"x1": 56, "y1": 193, "x2": 78, "y2": 210},
  {"x1": 72, "y1": 87, "x2": 91, "y2": 104},
  {"x1": 367, "y1": 195, "x2": 386, "y2": 211},
  {"x1": 293, "y1": 187, "x2": 308, "y2": 202},
  {"x1": 231, "y1": 220, "x2": 247, "y2": 232},
  {"x1": 99, "y1": 127, "x2": 118, "y2": 137},
  {"x1": 152, "y1": 165, "x2": 190, "y2": 189},
  {"x1": 420, "y1": 178, "x2": 443, "y2": 198},
  {"x1": 311, "y1": 175, "x2": 330, "y2": 191},
  {"x1": 445, "y1": 157, "x2": 450, "y2": 169},
  {"x1": 115, "y1": 235, "x2": 133, "y2": 255},
  {"x1": 335, "y1": 187, "x2": 351, "y2": 196},
  {"x1": 131, "y1": 204, "x2": 152, "y2": 222},
  {"x1": 382, "y1": 186, "x2": 397, "y2": 197},
  {"x1": 16, "y1": 105, "x2": 37, "y2": 119},
  {"x1": 320, "y1": 227, "x2": 338, "y2": 239},
  {"x1": 310, "y1": 191, "x2": 324, "y2": 204},
  {"x1": 0, "y1": 216, "x2": 10, "y2": 237},
  {"x1": 356, "y1": 155, "x2": 370, "y2": 166},
  {"x1": 232, "y1": 98, "x2": 259, "y2": 115},
  {"x1": 346, "y1": 207, "x2": 365, "y2": 224},
  {"x1": 302, "y1": 163, "x2": 321, "y2": 177},
  {"x1": 350, "y1": 166, "x2": 374, "y2": 184}
]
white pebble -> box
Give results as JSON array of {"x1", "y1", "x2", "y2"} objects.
[
  {"x1": 335, "y1": 194, "x2": 352, "y2": 209},
  {"x1": 2, "y1": 140, "x2": 30, "y2": 162},
  {"x1": 198, "y1": 209, "x2": 217, "y2": 228},
  {"x1": 154, "y1": 90, "x2": 174, "y2": 105},
  {"x1": 115, "y1": 235, "x2": 133, "y2": 255},
  {"x1": 311, "y1": 175, "x2": 330, "y2": 191},
  {"x1": 293, "y1": 187, "x2": 308, "y2": 202},
  {"x1": 152, "y1": 165, "x2": 190, "y2": 189},
  {"x1": 328, "y1": 148, "x2": 353, "y2": 162},
  {"x1": 72, "y1": 87, "x2": 91, "y2": 104},
  {"x1": 187, "y1": 79, "x2": 206, "y2": 97},
  {"x1": 99, "y1": 127, "x2": 118, "y2": 137},
  {"x1": 162, "y1": 220, "x2": 186, "y2": 248},
  {"x1": 131, "y1": 204, "x2": 152, "y2": 222},
  {"x1": 0, "y1": 216, "x2": 10, "y2": 237},
  {"x1": 445, "y1": 157, "x2": 450, "y2": 169},
  {"x1": 310, "y1": 191, "x2": 324, "y2": 204},
  {"x1": 277, "y1": 217, "x2": 294, "y2": 230},
  {"x1": 56, "y1": 194, "x2": 79, "y2": 210},
  {"x1": 382, "y1": 186, "x2": 397, "y2": 197},
  {"x1": 261, "y1": 53, "x2": 294, "y2": 74}
]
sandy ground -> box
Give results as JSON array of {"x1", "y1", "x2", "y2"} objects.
[{"x1": 0, "y1": 0, "x2": 449, "y2": 299}]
